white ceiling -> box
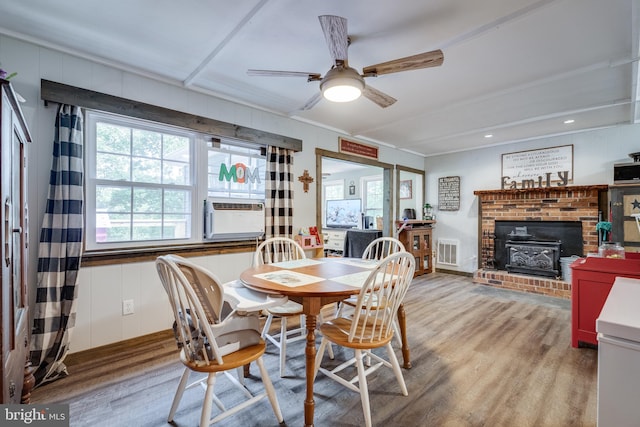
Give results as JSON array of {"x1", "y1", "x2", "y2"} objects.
[{"x1": 1, "y1": 0, "x2": 638, "y2": 157}]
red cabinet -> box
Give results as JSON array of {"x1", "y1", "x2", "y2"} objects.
[{"x1": 571, "y1": 255, "x2": 640, "y2": 347}]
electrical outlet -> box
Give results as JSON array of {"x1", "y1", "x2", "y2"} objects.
[{"x1": 122, "y1": 299, "x2": 134, "y2": 316}]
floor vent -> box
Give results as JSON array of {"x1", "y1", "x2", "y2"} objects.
[{"x1": 437, "y1": 239, "x2": 459, "y2": 266}]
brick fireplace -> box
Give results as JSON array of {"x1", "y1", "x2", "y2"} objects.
[{"x1": 473, "y1": 185, "x2": 608, "y2": 298}]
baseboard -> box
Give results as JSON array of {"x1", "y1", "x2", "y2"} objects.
[
  {"x1": 435, "y1": 268, "x2": 473, "y2": 277},
  {"x1": 66, "y1": 329, "x2": 174, "y2": 366}
]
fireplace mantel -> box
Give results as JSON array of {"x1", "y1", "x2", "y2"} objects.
[{"x1": 473, "y1": 184, "x2": 608, "y2": 197}]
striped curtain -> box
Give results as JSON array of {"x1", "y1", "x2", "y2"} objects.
[
  {"x1": 265, "y1": 146, "x2": 294, "y2": 238},
  {"x1": 30, "y1": 105, "x2": 84, "y2": 386}
]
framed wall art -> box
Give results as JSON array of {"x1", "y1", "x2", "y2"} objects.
[
  {"x1": 400, "y1": 180, "x2": 412, "y2": 199},
  {"x1": 438, "y1": 176, "x2": 460, "y2": 211}
]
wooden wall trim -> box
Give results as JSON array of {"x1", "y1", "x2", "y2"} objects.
[
  {"x1": 40, "y1": 79, "x2": 302, "y2": 151},
  {"x1": 81, "y1": 242, "x2": 256, "y2": 267},
  {"x1": 473, "y1": 184, "x2": 608, "y2": 196}
]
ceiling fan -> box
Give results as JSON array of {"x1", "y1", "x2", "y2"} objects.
[{"x1": 247, "y1": 15, "x2": 444, "y2": 110}]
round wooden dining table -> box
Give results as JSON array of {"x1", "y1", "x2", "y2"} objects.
[{"x1": 240, "y1": 257, "x2": 411, "y2": 427}]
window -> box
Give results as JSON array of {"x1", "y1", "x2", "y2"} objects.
[
  {"x1": 207, "y1": 142, "x2": 265, "y2": 199},
  {"x1": 362, "y1": 175, "x2": 383, "y2": 219},
  {"x1": 85, "y1": 111, "x2": 265, "y2": 250},
  {"x1": 321, "y1": 179, "x2": 344, "y2": 227},
  {"x1": 323, "y1": 179, "x2": 344, "y2": 201}
]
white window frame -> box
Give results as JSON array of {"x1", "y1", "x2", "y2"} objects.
[
  {"x1": 361, "y1": 175, "x2": 383, "y2": 219},
  {"x1": 85, "y1": 111, "x2": 265, "y2": 251},
  {"x1": 321, "y1": 179, "x2": 344, "y2": 227},
  {"x1": 207, "y1": 141, "x2": 266, "y2": 200}
]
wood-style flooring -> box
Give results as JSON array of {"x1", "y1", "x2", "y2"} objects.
[{"x1": 30, "y1": 273, "x2": 598, "y2": 427}]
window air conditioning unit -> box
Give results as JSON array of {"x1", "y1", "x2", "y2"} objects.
[{"x1": 203, "y1": 198, "x2": 265, "y2": 242}]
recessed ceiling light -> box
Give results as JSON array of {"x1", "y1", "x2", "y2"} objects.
[
  {"x1": 564, "y1": 119, "x2": 575, "y2": 124},
  {"x1": 484, "y1": 134, "x2": 493, "y2": 138}
]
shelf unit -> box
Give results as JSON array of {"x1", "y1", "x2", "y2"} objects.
[
  {"x1": 322, "y1": 229, "x2": 346, "y2": 257},
  {"x1": 294, "y1": 234, "x2": 324, "y2": 258},
  {"x1": 609, "y1": 184, "x2": 640, "y2": 253},
  {"x1": 396, "y1": 220, "x2": 435, "y2": 276}
]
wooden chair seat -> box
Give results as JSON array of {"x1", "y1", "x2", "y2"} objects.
[
  {"x1": 319, "y1": 317, "x2": 394, "y2": 350},
  {"x1": 181, "y1": 341, "x2": 267, "y2": 373},
  {"x1": 266, "y1": 300, "x2": 304, "y2": 316}
]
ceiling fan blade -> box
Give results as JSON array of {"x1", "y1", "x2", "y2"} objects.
[
  {"x1": 362, "y1": 85, "x2": 397, "y2": 108},
  {"x1": 362, "y1": 49, "x2": 444, "y2": 76},
  {"x1": 300, "y1": 92, "x2": 323, "y2": 111},
  {"x1": 247, "y1": 69, "x2": 322, "y2": 80},
  {"x1": 318, "y1": 15, "x2": 349, "y2": 62}
]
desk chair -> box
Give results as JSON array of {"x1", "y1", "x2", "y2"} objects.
[
  {"x1": 156, "y1": 255, "x2": 284, "y2": 426},
  {"x1": 314, "y1": 251, "x2": 416, "y2": 427}
]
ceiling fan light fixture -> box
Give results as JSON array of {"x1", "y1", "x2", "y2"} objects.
[{"x1": 320, "y1": 67, "x2": 365, "y2": 103}]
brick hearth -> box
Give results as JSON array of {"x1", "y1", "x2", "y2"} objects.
[
  {"x1": 474, "y1": 268, "x2": 572, "y2": 298},
  {"x1": 473, "y1": 185, "x2": 608, "y2": 298}
]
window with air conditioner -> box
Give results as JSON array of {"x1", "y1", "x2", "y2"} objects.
[{"x1": 85, "y1": 111, "x2": 265, "y2": 250}]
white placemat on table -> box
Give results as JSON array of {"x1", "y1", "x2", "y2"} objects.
[
  {"x1": 333, "y1": 258, "x2": 378, "y2": 269},
  {"x1": 331, "y1": 270, "x2": 398, "y2": 289},
  {"x1": 253, "y1": 270, "x2": 323, "y2": 287},
  {"x1": 330, "y1": 271, "x2": 373, "y2": 288},
  {"x1": 270, "y1": 258, "x2": 324, "y2": 269}
]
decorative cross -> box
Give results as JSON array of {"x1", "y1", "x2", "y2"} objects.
[{"x1": 298, "y1": 170, "x2": 314, "y2": 193}]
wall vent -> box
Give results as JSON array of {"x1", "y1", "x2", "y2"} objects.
[{"x1": 437, "y1": 239, "x2": 459, "y2": 266}]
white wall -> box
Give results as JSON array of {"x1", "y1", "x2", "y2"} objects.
[
  {"x1": 425, "y1": 126, "x2": 640, "y2": 273},
  {"x1": 0, "y1": 34, "x2": 425, "y2": 353}
]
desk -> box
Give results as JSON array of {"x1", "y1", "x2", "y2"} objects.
[{"x1": 240, "y1": 257, "x2": 411, "y2": 427}]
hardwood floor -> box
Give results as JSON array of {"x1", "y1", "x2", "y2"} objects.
[{"x1": 31, "y1": 273, "x2": 598, "y2": 427}]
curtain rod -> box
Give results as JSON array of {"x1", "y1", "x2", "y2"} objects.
[{"x1": 40, "y1": 79, "x2": 302, "y2": 152}]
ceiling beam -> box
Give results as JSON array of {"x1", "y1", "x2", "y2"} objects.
[
  {"x1": 438, "y1": 0, "x2": 559, "y2": 51},
  {"x1": 182, "y1": 0, "x2": 271, "y2": 87}
]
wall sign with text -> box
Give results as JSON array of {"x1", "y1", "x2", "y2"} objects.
[
  {"x1": 338, "y1": 137, "x2": 379, "y2": 160},
  {"x1": 438, "y1": 176, "x2": 460, "y2": 211},
  {"x1": 501, "y1": 145, "x2": 573, "y2": 189}
]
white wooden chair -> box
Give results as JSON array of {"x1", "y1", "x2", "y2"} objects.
[
  {"x1": 156, "y1": 255, "x2": 284, "y2": 426},
  {"x1": 257, "y1": 237, "x2": 335, "y2": 376},
  {"x1": 337, "y1": 237, "x2": 406, "y2": 325},
  {"x1": 314, "y1": 251, "x2": 416, "y2": 427},
  {"x1": 358, "y1": 237, "x2": 407, "y2": 347},
  {"x1": 362, "y1": 237, "x2": 406, "y2": 261},
  {"x1": 255, "y1": 237, "x2": 309, "y2": 377}
]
